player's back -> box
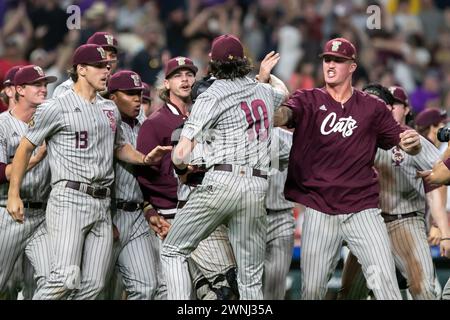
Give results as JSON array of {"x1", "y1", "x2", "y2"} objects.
[{"x1": 191, "y1": 76, "x2": 281, "y2": 170}]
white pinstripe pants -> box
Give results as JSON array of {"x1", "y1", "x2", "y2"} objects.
[
  {"x1": 339, "y1": 215, "x2": 439, "y2": 300},
  {"x1": 0, "y1": 207, "x2": 50, "y2": 297},
  {"x1": 33, "y1": 185, "x2": 113, "y2": 300},
  {"x1": 161, "y1": 170, "x2": 268, "y2": 300},
  {"x1": 263, "y1": 209, "x2": 295, "y2": 300},
  {"x1": 301, "y1": 207, "x2": 401, "y2": 300},
  {"x1": 103, "y1": 209, "x2": 160, "y2": 299}
]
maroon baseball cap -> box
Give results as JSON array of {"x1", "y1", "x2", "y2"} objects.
[
  {"x1": 210, "y1": 34, "x2": 244, "y2": 62},
  {"x1": 164, "y1": 56, "x2": 198, "y2": 79},
  {"x1": 14, "y1": 65, "x2": 57, "y2": 86},
  {"x1": 319, "y1": 37, "x2": 356, "y2": 60},
  {"x1": 108, "y1": 70, "x2": 144, "y2": 92},
  {"x1": 415, "y1": 108, "x2": 450, "y2": 127},
  {"x1": 3, "y1": 66, "x2": 21, "y2": 86},
  {"x1": 142, "y1": 82, "x2": 151, "y2": 101},
  {"x1": 87, "y1": 32, "x2": 118, "y2": 53},
  {"x1": 389, "y1": 86, "x2": 409, "y2": 106},
  {"x1": 72, "y1": 44, "x2": 111, "y2": 66}
]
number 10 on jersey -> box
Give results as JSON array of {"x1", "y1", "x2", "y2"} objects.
[{"x1": 240, "y1": 99, "x2": 269, "y2": 141}]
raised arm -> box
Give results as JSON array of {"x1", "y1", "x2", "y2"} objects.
[{"x1": 7, "y1": 137, "x2": 37, "y2": 223}]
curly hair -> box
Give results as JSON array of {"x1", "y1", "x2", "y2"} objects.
[{"x1": 208, "y1": 57, "x2": 253, "y2": 80}]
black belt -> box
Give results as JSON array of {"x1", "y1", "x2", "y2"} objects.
[
  {"x1": 381, "y1": 212, "x2": 417, "y2": 223},
  {"x1": 65, "y1": 181, "x2": 111, "y2": 199},
  {"x1": 116, "y1": 202, "x2": 143, "y2": 212},
  {"x1": 23, "y1": 202, "x2": 46, "y2": 209},
  {"x1": 177, "y1": 200, "x2": 187, "y2": 209},
  {"x1": 213, "y1": 164, "x2": 267, "y2": 179}
]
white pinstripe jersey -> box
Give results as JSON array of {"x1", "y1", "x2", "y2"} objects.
[
  {"x1": 113, "y1": 113, "x2": 145, "y2": 202},
  {"x1": 26, "y1": 89, "x2": 126, "y2": 187},
  {"x1": 375, "y1": 135, "x2": 440, "y2": 215},
  {"x1": 0, "y1": 111, "x2": 51, "y2": 206},
  {"x1": 266, "y1": 128, "x2": 294, "y2": 211},
  {"x1": 52, "y1": 78, "x2": 74, "y2": 98},
  {"x1": 181, "y1": 76, "x2": 285, "y2": 170}
]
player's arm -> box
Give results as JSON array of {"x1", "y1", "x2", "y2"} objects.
[
  {"x1": 419, "y1": 159, "x2": 450, "y2": 185},
  {"x1": 114, "y1": 143, "x2": 172, "y2": 166},
  {"x1": 426, "y1": 189, "x2": 450, "y2": 258},
  {"x1": 6, "y1": 137, "x2": 37, "y2": 223}
]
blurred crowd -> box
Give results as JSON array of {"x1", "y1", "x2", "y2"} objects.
[{"x1": 1, "y1": 0, "x2": 450, "y2": 115}]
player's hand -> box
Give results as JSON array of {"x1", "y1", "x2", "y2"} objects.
[
  {"x1": 6, "y1": 195, "x2": 24, "y2": 224},
  {"x1": 399, "y1": 130, "x2": 421, "y2": 154},
  {"x1": 149, "y1": 215, "x2": 171, "y2": 240},
  {"x1": 257, "y1": 51, "x2": 280, "y2": 83},
  {"x1": 440, "y1": 238, "x2": 450, "y2": 258},
  {"x1": 143, "y1": 145, "x2": 172, "y2": 165},
  {"x1": 428, "y1": 226, "x2": 441, "y2": 246}
]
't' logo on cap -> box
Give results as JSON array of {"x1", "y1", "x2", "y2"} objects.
[
  {"x1": 131, "y1": 74, "x2": 141, "y2": 87},
  {"x1": 176, "y1": 57, "x2": 186, "y2": 66},
  {"x1": 331, "y1": 41, "x2": 342, "y2": 52},
  {"x1": 33, "y1": 66, "x2": 44, "y2": 76},
  {"x1": 97, "y1": 47, "x2": 106, "y2": 59},
  {"x1": 104, "y1": 34, "x2": 114, "y2": 46}
]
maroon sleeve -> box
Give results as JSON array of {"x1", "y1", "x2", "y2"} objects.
[
  {"x1": 374, "y1": 100, "x2": 404, "y2": 150},
  {"x1": 283, "y1": 90, "x2": 305, "y2": 128},
  {"x1": 423, "y1": 179, "x2": 439, "y2": 193},
  {"x1": 444, "y1": 157, "x2": 450, "y2": 170},
  {"x1": 0, "y1": 162, "x2": 7, "y2": 184}
]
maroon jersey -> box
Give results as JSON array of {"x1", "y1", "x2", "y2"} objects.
[
  {"x1": 284, "y1": 88, "x2": 404, "y2": 214},
  {"x1": 136, "y1": 103, "x2": 187, "y2": 209}
]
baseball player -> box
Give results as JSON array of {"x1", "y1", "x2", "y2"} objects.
[
  {"x1": 0, "y1": 65, "x2": 55, "y2": 298},
  {"x1": 339, "y1": 84, "x2": 450, "y2": 300},
  {"x1": 274, "y1": 37, "x2": 423, "y2": 300},
  {"x1": 263, "y1": 127, "x2": 295, "y2": 300},
  {"x1": 0, "y1": 66, "x2": 21, "y2": 112},
  {"x1": 52, "y1": 31, "x2": 119, "y2": 98},
  {"x1": 6, "y1": 44, "x2": 171, "y2": 300},
  {"x1": 101, "y1": 70, "x2": 161, "y2": 299},
  {"x1": 165, "y1": 34, "x2": 289, "y2": 300},
  {"x1": 137, "y1": 56, "x2": 239, "y2": 300}
]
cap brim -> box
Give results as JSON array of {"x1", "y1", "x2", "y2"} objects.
[
  {"x1": 165, "y1": 65, "x2": 198, "y2": 79},
  {"x1": 16, "y1": 75, "x2": 58, "y2": 85},
  {"x1": 319, "y1": 52, "x2": 354, "y2": 60}
]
